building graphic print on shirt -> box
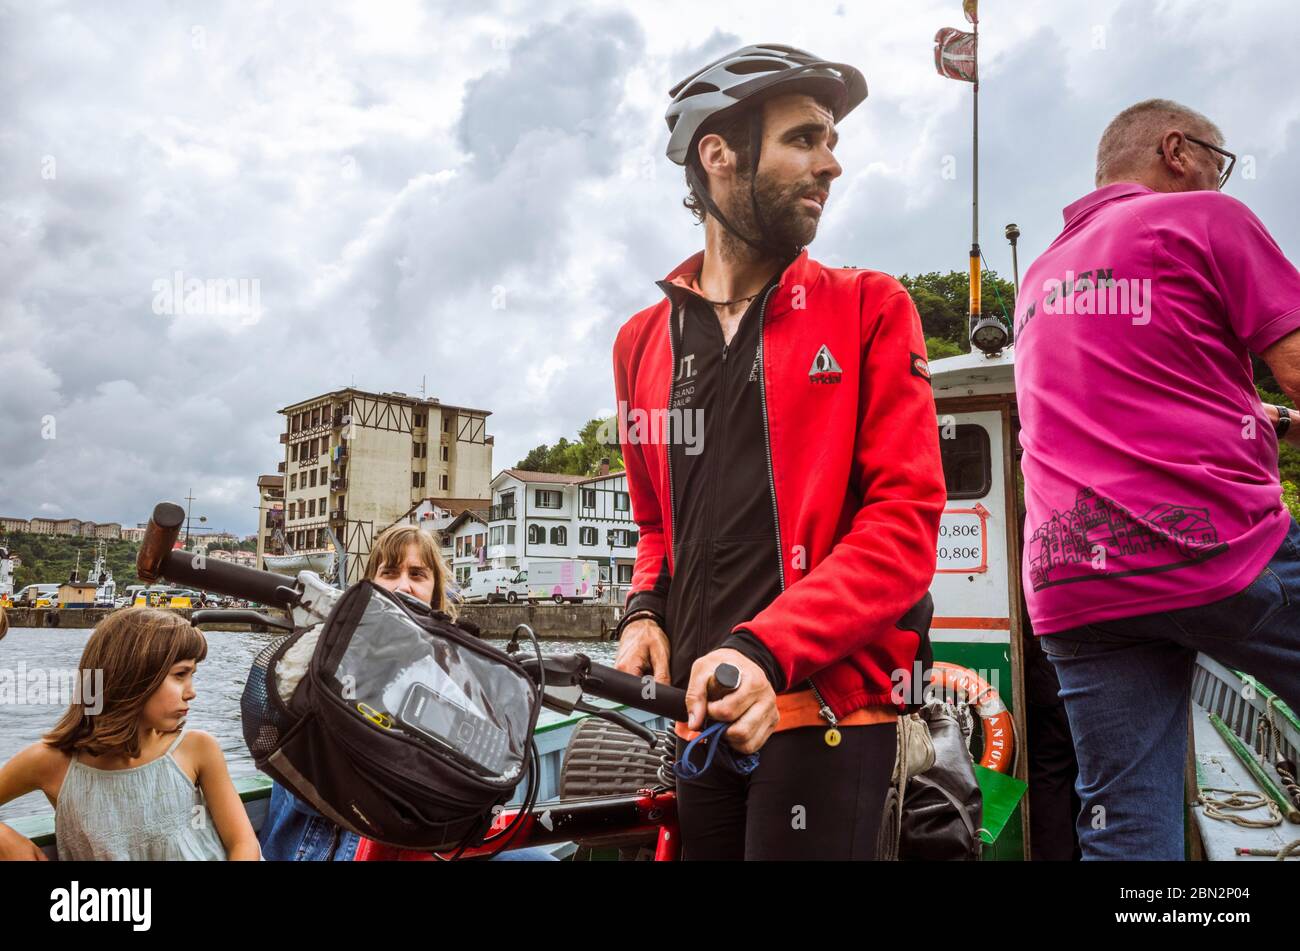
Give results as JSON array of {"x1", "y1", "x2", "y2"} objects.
[
  {"x1": 809, "y1": 344, "x2": 842, "y2": 384},
  {"x1": 1026, "y1": 487, "x2": 1227, "y2": 592}
]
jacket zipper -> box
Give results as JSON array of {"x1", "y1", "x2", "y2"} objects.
[
  {"x1": 755, "y1": 283, "x2": 784, "y2": 593},
  {"x1": 808, "y1": 679, "x2": 838, "y2": 729},
  {"x1": 665, "y1": 306, "x2": 679, "y2": 561},
  {"x1": 757, "y1": 282, "x2": 838, "y2": 735}
]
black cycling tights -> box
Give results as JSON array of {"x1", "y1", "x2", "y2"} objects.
[{"x1": 675, "y1": 723, "x2": 896, "y2": 860}]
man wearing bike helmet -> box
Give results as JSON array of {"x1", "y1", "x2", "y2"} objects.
[{"x1": 612, "y1": 44, "x2": 945, "y2": 860}]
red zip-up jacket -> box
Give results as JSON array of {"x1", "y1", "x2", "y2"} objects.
[{"x1": 612, "y1": 249, "x2": 945, "y2": 719}]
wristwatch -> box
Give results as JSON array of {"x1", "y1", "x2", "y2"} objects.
[{"x1": 1275, "y1": 404, "x2": 1292, "y2": 439}]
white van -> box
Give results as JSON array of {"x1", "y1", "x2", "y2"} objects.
[
  {"x1": 518, "y1": 560, "x2": 600, "y2": 604},
  {"x1": 461, "y1": 568, "x2": 523, "y2": 604},
  {"x1": 13, "y1": 584, "x2": 59, "y2": 608}
]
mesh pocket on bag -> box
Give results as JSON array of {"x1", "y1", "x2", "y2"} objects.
[{"x1": 242, "y1": 640, "x2": 294, "y2": 759}]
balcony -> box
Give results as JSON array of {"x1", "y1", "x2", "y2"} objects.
[
  {"x1": 488, "y1": 504, "x2": 516, "y2": 522},
  {"x1": 329, "y1": 477, "x2": 347, "y2": 493},
  {"x1": 329, "y1": 509, "x2": 345, "y2": 523},
  {"x1": 277, "y1": 461, "x2": 286, "y2": 473}
]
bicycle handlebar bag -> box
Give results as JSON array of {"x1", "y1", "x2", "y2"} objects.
[{"x1": 241, "y1": 580, "x2": 540, "y2": 851}]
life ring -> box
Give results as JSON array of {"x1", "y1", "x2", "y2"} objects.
[{"x1": 929, "y1": 661, "x2": 1015, "y2": 774}]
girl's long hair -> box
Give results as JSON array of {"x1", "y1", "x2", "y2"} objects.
[
  {"x1": 44, "y1": 607, "x2": 208, "y2": 758},
  {"x1": 364, "y1": 525, "x2": 457, "y2": 618}
]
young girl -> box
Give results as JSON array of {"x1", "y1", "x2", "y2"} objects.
[{"x1": 0, "y1": 607, "x2": 261, "y2": 860}]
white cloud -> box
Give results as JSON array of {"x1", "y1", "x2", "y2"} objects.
[{"x1": 2, "y1": 0, "x2": 1299, "y2": 534}]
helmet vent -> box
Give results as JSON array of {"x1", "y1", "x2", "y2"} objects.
[
  {"x1": 678, "y1": 81, "x2": 720, "y2": 100},
  {"x1": 724, "y1": 59, "x2": 789, "y2": 75}
]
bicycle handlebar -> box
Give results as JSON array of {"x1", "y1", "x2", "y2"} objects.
[
  {"x1": 137, "y1": 502, "x2": 298, "y2": 608},
  {"x1": 138, "y1": 499, "x2": 737, "y2": 725}
]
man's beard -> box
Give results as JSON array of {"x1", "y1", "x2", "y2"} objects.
[{"x1": 717, "y1": 169, "x2": 822, "y2": 262}]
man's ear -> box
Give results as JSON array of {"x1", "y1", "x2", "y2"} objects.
[
  {"x1": 1158, "y1": 129, "x2": 1189, "y2": 177},
  {"x1": 696, "y1": 133, "x2": 733, "y2": 179}
]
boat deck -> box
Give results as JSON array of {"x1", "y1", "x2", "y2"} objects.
[{"x1": 1190, "y1": 656, "x2": 1300, "y2": 861}]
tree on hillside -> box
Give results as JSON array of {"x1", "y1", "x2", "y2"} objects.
[
  {"x1": 516, "y1": 417, "x2": 625, "y2": 476},
  {"x1": 897, "y1": 269, "x2": 1018, "y2": 354}
]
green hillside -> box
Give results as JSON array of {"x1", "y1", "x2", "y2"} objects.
[{"x1": 2, "y1": 533, "x2": 256, "y2": 592}]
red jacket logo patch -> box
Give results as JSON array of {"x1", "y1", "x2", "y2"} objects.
[
  {"x1": 910, "y1": 352, "x2": 931, "y2": 382},
  {"x1": 809, "y1": 344, "x2": 842, "y2": 384}
]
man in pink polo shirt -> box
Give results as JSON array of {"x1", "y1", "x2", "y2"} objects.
[{"x1": 1015, "y1": 98, "x2": 1300, "y2": 859}]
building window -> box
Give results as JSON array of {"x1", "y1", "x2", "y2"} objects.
[
  {"x1": 290, "y1": 473, "x2": 297, "y2": 490},
  {"x1": 617, "y1": 564, "x2": 633, "y2": 584},
  {"x1": 291, "y1": 442, "x2": 299, "y2": 461},
  {"x1": 320, "y1": 466, "x2": 327, "y2": 484},
  {"x1": 579, "y1": 526, "x2": 596, "y2": 546},
  {"x1": 550, "y1": 526, "x2": 566, "y2": 546},
  {"x1": 940, "y1": 424, "x2": 992, "y2": 500},
  {"x1": 490, "y1": 526, "x2": 503, "y2": 546},
  {"x1": 308, "y1": 499, "x2": 315, "y2": 517},
  {"x1": 613, "y1": 491, "x2": 629, "y2": 512},
  {"x1": 609, "y1": 529, "x2": 640, "y2": 548},
  {"x1": 309, "y1": 469, "x2": 317, "y2": 487},
  {"x1": 443, "y1": 416, "x2": 451, "y2": 433},
  {"x1": 414, "y1": 412, "x2": 425, "y2": 428},
  {"x1": 441, "y1": 445, "x2": 449, "y2": 461},
  {"x1": 311, "y1": 408, "x2": 320, "y2": 427},
  {"x1": 320, "y1": 497, "x2": 326, "y2": 515},
  {"x1": 527, "y1": 524, "x2": 544, "y2": 545},
  {"x1": 413, "y1": 471, "x2": 426, "y2": 489},
  {"x1": 440, "y1": 474, "x2": 448, "y2": 490},
  {"x1": 581, "y1": 488, "x2": 596, "y2": 508},
  {"x1": 535, "y1": 489, "x2": 561, "y2": 509},
  {"x1": 507, "y1": 525, "x2": 515, "y2": 545}
]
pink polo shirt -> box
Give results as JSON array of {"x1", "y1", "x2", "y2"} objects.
[{"x1": 1014, "y1": 183, "x2": 1300, "y2": 634}]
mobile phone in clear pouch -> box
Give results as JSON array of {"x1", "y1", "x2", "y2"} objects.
[{"x1": 397, "y1": 681, "x2": 509, "y2": 776}]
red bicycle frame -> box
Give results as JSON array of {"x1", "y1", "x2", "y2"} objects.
[{"x1": 354, "y1": 786, "x2": 681, "y2": 861}]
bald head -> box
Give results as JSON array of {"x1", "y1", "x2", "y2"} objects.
[{"x1": 1095, "y1": 98, "x2": 1224, "y2": 189}]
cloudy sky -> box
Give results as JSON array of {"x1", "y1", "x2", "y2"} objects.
[{"x1": 2, "y1": 0, "x2": 1298, "y2": 536}]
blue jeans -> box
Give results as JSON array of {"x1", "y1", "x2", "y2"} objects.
[
  {"x1": 1041, "y1": 516, "x2": 1300, "y2": 860},
  {"x1": 258, "y1": 782, "x2": 559, "y2": 861},
  {"x1": 259, "y1": 782, "x2": 360, "y2": 861}
]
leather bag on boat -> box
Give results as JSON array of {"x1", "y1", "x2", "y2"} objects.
[{"x1": 877, "y1": 701, "x2": 985, "y2": 861}]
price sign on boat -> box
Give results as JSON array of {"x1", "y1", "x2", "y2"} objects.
[{"x1": 936, "y1": 508, "x2": 987, "y2": 573}]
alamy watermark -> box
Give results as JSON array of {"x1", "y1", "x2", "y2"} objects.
[
  {"x1": 1016, "y1": 268, "x2": 1152, "y2": 336},
  {"x1": 599, "y1": 402, "x2": 704, "y2": 456},
  {"x1": 0, "y1": 664, "x2": 103, "y2": 713},
  {"x1": 151, "y1": 270, "x2": 262, "y2": 325}
]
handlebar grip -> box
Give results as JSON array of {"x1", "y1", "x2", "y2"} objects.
[
  {"x1": 707, "y1": 663, "x2": 741, "y2": 702},
  {"x1": 137, "y1": 501, "x2": 298, "y2": 608},
  {"x1": 137, "y1": 502, "x2": 184, "y2": 583},
  {"x1": 581, "y1": 661, "x2": 689, "y2": 722},
  {"x1": 159, "y1": 550, "x2": 299, "y2": 608}
]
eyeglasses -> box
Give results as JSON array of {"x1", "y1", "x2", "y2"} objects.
[{"x1": 1156, "y1": 133, "x2": 1236, "y2": 190}]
